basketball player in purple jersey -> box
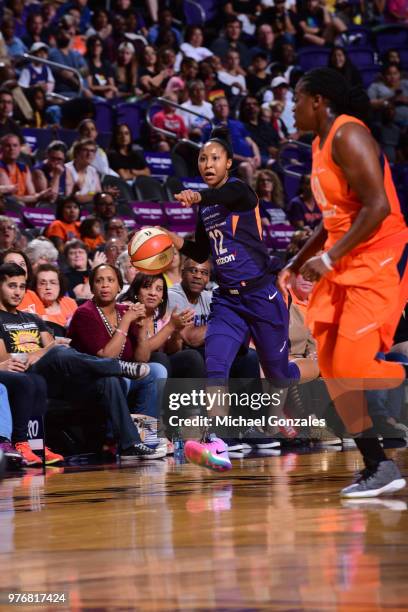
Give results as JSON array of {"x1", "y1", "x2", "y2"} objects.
[{"x1": 164, "y1": 128, "x2": 313, "y2": 471}]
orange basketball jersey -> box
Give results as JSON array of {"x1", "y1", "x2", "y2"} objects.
[{"x1": 311, "y1": 114, "x2": 408, "y2": 253}]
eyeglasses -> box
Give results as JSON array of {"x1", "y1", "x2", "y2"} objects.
[{"x1": 184, "y1": 266, "x2": 209, "y2": 276}]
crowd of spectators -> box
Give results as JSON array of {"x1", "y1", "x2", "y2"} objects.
[{"x1": 0, "y1": 0, "x2": 407, "y2": 468}]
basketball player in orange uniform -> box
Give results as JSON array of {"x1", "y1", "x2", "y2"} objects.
[{"x1": 279, "y1": 67, "x2": 408, "y2": 498}]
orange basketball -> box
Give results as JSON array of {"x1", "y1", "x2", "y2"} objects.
[{"x1": 128, "y1": 227, "x2": 174, "y2": 274}]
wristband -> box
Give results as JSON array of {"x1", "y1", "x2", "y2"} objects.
[
  {"x1": 115, "y1": 328, "x2": 128, "y2": 338},
  {"x1": 320, "y1": 251, "x2": 334, "y2": 271}
]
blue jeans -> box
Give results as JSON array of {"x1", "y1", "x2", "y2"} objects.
[
  {"x1": 123, "y1": 362, "x2": 168, "y2": 418},
  {"x1": 0, "y1": 383, "x2": 12, "y2": 440}
]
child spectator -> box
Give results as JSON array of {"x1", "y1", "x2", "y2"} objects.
[
  {"x1": 80, "y1": 217, "x2": 105, "y2": 252},
  {"x1": 45, "y1": 196, "x2": 81, "y2": 251},
  {"x1": 18, "y1": 42, "x2": 55, "y2": 94},
  {"x1": 151, "y1": 93, "x2": 188, "y2": 152}
]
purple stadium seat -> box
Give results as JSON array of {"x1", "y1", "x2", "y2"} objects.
[
  {"x1": 360, "y1": 65, "x2": 380, "y2": 88},
  {"x1": 297, "y1": 47, "x2": 331, "y2": 71},
  {"x1": 145, "y1": 152, "x2": 173, "y2": 179},
  {"x1": 201, "y1": 0, "x2": 219, "y2": 21},
  {"x1": 344, "y1": 26, "x2": 371, "y2": 47},
  {"x1": 163, "y1": 201, "x2": 196, "y2": 232},
  {"x1": 23, "y1": 207, "x2": 55, "y2": 230},
  {"x1": 116, "y1": 103, "x2": 142, "y2": 141},
  {"x1": 283, "y1": 174, "x2": 301, "y2": 202},
  {"x1": 131, "y1": 202, "x2": 166, "y2": 227},
  {"x1": 56, "y1": 129, "x2": 79, "y2": 148},
  {"x1": 347, "y1": 47, "x2": 375, "y2": 67},
  {"x1": 183, "y1": 0, "x2": 205, "y2": 25},
  {"x1": 22, "y1": 128, "x2": 56, "y2": 153},
  {"x1": 376, "y1": 27, "x2": 408, "y2": 54},
  {"x1": 94, "y1": 100, "x2": 115, "y2": 134},
  {"x1": 397, "y1": 48, "x2": 408, "y2": 69}
]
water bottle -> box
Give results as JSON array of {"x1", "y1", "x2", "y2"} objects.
[{"x1": 173, "y1": 429, "x2": 185, "y2": 463}]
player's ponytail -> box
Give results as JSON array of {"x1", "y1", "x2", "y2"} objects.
[
  {"x1": 208, "y1": 126, "x2": 234, "y2": 159},
  {"x1": 300, "y1": 67, "x2": 370, "y2": 124}
]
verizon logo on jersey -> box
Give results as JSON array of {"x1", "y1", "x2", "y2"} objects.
[{"x1": 216, "y1": 253, "x2": 236, "y2": 265}]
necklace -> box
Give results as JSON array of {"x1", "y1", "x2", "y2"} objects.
[{"x1": 94, "y1": 301, "x2": 126, "y2": 359}]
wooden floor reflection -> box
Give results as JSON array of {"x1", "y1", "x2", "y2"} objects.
[{"x1": 1, "y1": 447, "x2": 408, "y2": 611}]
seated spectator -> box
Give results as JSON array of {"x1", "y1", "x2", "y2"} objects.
[
  {"x1": 85, "y1": 35, "x2": 118, "y2": 100},
  {"x1": 373, "y1": 104, "x2": 403, "y2": 163},
  {"x1": 116, "y1": 250, "x2": 137, "y2": 296},
  {"x1": 113, "y1": 41, "x2": 140, "y2": 99},
  {"x1": 276, "y1": 42, "x2": 300, "y2": 83},
  {"x1": 0, "y1": 89, "x2": 23, "y2": 142},
  {"x1": 65, "y1": 139, "x2": 102, "y2": 204},
  {"x1": 255, "y1": 170, "x2": 288, "y2": 225},
  {"x1": 93, "y1": 191, "x2": 118, "y2": 228},
  {"x1": 45, "y1": 196, "x2": 81, "y2": 251},
  {"x1": 247, "y1": 23, "x2": 276, "y2": 65},
  {"x1": 68, "y1": 263, "x2": 167, "y2": 433},
  {"x1": 108, "y1": 124, "x2": 150, "y2": 181},
  {"x1": 25, "y1": 86, "x2": 49, "y2": 129},
  {"x1": 0, "y1": 248, "x2": 42, "y2": 314},
  {"x1": 22, "y1": 12, "x2": 48, "y2": 49},
  {"x1": 151, "y1": 93, "x2": 188, "y2": 152},
  {"x1": 119, "y1": 272, "x2": 205, "y2": 377},
  {"x1": 0, "y1": 134, "x2": 54, "y2": 206},
  {"x1": 1, "y1": 16, "x2": 26, "y2": 58},
  {"x1": 298, "y1": 0, "x2": 347, "y2": 46},
  {"x1": 268, "y1": 100, "x2": 289, "y2": 141},
  {"x1": 163, "y1": 248, "x2": 182, "y2": 288},
  {"x1": 63, "y1": 239, "x2": 105, "y2": 301},
  {"x1": 32, "y1": 141, "x2": 68, "y2": 203},
  {"x1": 0, "y1": 216, "x2": 18, "y2": 250},
  {"x1": 25, "y1": 237, "x2": 59, "y2": 274},
  {"x1": 175, "y1": 26, "x2": 213, "y2": 71},
  {"x1": 157, "y1": 47, "x2": 177, "y2": 79},
  {"x1": 286, "y1": 175, "x2": 322, "y2": 231},
  {"x1": 328, "y1": 46, "x2": 363, "y2": 87},
  {"x1": 0, "y1": 262, "x2": 158, "y2": 460},
  {"x1": 139, "y1": 45, "x2": 172, "y2": 96},
  {"x1": 104, "y1": 238, "x2": 126, "y2": 266},
  {"x1": 202, "y1": 97, "x2": 261, "y2": 184},
  {"x1": 288, "y1": 271, "x2": 318, "y2": 373},
  {"x1": 49, "y1": 23, "x2": 88, "y2": 98},
  {"x1": 105, "y1": 218, "x2": 129, "y2": 244},
  {"x1": 77, "y1": 119, "x2": 117, "y2": 178},
  {"x1": 0, "y1": 357, "x2": 63, "y2": 466},
  {"x1": 33, "y1": 263, "x2": 78, "y2": 335},
  {"x1": 223, "y1": 0, "x2": 260, "y2": 36},
  {"x1": 368, "y1": 63, "x2": 408, "y2": 128},
  {"x1": 382, "y1": 49, "x2": 407, "y2": 77},
  {"x1": 18, "y1": 42, "x2": 55, "y2": 94},
  {"x1": 263, "y1": 76, "x2": 297, "y2": 136},
  {"x1": 167, "y1": 259, "x2": 261, "y2": 378},
  {"x1": 260, "y1": 0, "x2": 296, "y2": 41},
  {"x1": 79, "y1": 217, "x2": 105, "y2": 252},
  {"x1": 180, "y1": 57, "x2": 200, "y2": 86},
  {"x1": 246, "y1": 52, "x2": 271, "y2": 96},
  {"x1": 217, "y1": 49, "x2": 247, "y2": 97},
  {"x1": 147, "y1": 8, "x2": 182, "y2": 47},
  {"x1": 85, "y1": 8, "x2": 112, "y2": 40},
  {"x1": 210, "y1": 16, "x2": 249, "y2": 68},
  {"x1": 240, "y1": 95, "x2": 280, "y2": 164}
]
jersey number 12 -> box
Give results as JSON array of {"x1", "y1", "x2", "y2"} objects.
[{"x1": 209, "y1": 229, "x2": 227, "y2": 256}]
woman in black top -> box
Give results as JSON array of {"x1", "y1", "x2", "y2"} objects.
[
  {"x1": 107, "y1": 124, "x2": 150, "y2": 181},
  {"x1": 328, "y1": 46, "x2": 363, "y2": 88},
  {"x1": 85, "y1": 35, "x2": 118, "y2": 100}
]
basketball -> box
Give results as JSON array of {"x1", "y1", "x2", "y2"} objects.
[{"x1": 128, "y1": 227, "x2": 174, "y2": 274}]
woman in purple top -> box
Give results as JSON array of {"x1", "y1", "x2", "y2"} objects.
[{"x1": 286, "y1": 174, "x2": 322, "y2": 231}]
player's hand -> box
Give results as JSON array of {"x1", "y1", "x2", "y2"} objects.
[
  {"x1": 276, "y1": 267, "x2": 293, "y2": 302},
  {"x1": 174, "y1": 190, "x2": 201, "y2": 207},
  {"x1": 300, "y1": 256, "x2": 329, "y2": 282},
  {"x1": 155, "y1": 227, "x2": 183, "y2": 250}
]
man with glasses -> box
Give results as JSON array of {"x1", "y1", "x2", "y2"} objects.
[
  {"x1": 0, "y1": 216, "x2": 17, "y2": 251},
  {"x1": 32, "y1": 141, "x2": 67, "y2": 203},
  {"x1": 106, "y1": 218, "x2": 129, "y2": 243}
]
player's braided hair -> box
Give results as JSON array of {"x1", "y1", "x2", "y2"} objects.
[
  {"x1": 300, "y1": 67, "x2": 370, "y2": 123},
  {"x1": 207, "y1": 126, "x2": 234, "y2": 159}
]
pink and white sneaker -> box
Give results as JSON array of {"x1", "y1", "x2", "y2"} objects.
[{"x1": 184, "y1": 435, "x2": 232, "y2": 472}]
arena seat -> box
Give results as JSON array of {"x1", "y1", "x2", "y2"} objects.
[
  {"x1": 116, "y1": 103, "x2": 143, "y2": 141},
  {"x1": 347, "y1": 47, "x2": 376, "y2": 67},
  {"x1": 360, "y1": 66, "x2": 381, "y2": 88},
  {"x1": 375, "y1": 26, "x2": 408, "y2": 53},
  {"x1": 133, "y1": 176, "x2": 166, "y2": 202},
  {"x1": 131, "y1": 202, "x2": 166, "y2": 226},
  {"x1": 94, "y1": 100, "x2": 115, "y2": 134},
  {"x1": 297, "y1": 47, "x2": 331, "y2": 71},
  {"x1": 164, "y1": 176, "x2": 184, "y2": 201}
]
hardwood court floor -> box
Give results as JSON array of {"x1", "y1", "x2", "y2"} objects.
[{"x1": 1, "y1": 447, "x2": 408, "y2": 611}]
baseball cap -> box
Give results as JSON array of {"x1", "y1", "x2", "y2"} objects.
[
  {"x1": 30, "y1": 42, "x2": 49, "y2": 54},
  {"x1": 271, "y1": 76, "x2": 288, "y2": 88}
]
